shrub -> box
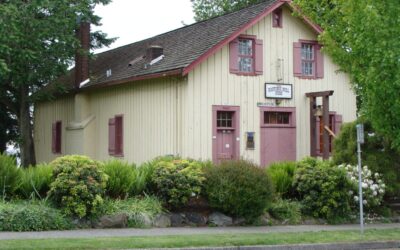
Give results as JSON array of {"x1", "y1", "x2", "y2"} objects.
[
  {"x1": 103, "y1": 159, "x2": 136, "y2": 199},
  {"x1": 151, "y1": 158, "x2": 205, "y2": 208},
  {"x1": 293, "y1": 157, "x2": 353, "y2": 223},
  {"x1": 205, "y1": 160, "x2": 274, "y2": 221},
  {"x1": 333, "y1": 118, "x2": 400, "y2": 198},
  {"x1": 339, "y1": 164, "x2": 385, "y2": 211},
  {"x1": 0, "y1": 153, "x2": 21, "y2": 198},
  {"x1": 133, "y1": 160, "x2": 158, "y2": 196},
  {"x1": 17, "y1": 164, "x2": 53, "y2": 199},
  {"x1": 0, "y1": 200, "x2": 72, "y2": 231},
  {"x1": 268, "y1": 199, "x2": 302, "y2": 224},
  {"x1": 266, "y1": 161, "x2": 297, "y2": 198},
  {"x1": 48, "y1": 155, "x2": 107, "y2": 218},
  {"x1": 104, "y1": 196, "x2": 163, "y2": 228}
]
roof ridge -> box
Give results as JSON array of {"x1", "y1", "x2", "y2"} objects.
[{"x1": 94, "y1": 0, "x2": 277, "y2": 56}]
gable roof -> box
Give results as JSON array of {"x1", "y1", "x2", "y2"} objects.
[{"x1": 59, "y1": 0, "x2": 321, "y2": 92}]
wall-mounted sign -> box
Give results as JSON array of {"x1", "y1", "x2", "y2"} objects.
[
  {"x1": 257, "y1": 101, "x2": 276, "y2": 107},
  {"x1": 265, "y1": 83, "x2": 292, "y2": 99}
]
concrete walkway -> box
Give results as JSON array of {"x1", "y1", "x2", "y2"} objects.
[{"x1": 0, "y1": 223, "x2": 399, "y2": 240}]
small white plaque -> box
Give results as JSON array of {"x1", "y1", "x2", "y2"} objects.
[
  {"x1": 265, "y1": 83, "x2": 292, "y2": 99},
  {"x1": 225, "y1": 144, "x2": 230, "y2": 148}
]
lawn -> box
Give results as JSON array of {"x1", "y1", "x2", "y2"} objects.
[{"x1": 1, "y1": 229, "x2": 399, "y2": 250}]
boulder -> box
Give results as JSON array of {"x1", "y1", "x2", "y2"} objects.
[
  {"x1": 209, "y1": 212, "x2": 233, "y2": 226},
  {"x1": 153, "y1": 213, "x2": 171, "y2": 228},
  {"x1": 95, "y1": 213, "x2": 128, "y2": 229},
  {"x1": 232, "y1": 217, "x2": 246, "y2": 226},
  {"x1": 185, "y1": 212, "x2": 207, "y2": 226},
  {"x1": 170, "y1": 213, "x2": 185, "y2": 227}
]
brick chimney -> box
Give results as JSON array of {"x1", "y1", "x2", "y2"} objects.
[{"x1": 75, "y1": 22, "x2": 90, "y2": 88}]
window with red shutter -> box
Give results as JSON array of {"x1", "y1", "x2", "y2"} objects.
[
  {"x1": 52, "y1": 121, "x2": 62, "y2": 154},
  {"x1": 293, "y1": 40, "x2": 324, "y2": 79},
  {"x1": 229, "y1": 36, "x2": 263, "y2": 75},
  {"x1": 108, "y1": 115, "x2": 123, "y2": 156}
]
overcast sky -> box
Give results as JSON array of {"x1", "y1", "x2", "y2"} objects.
[{"x1": 93, "y1": 0, "x2": 195, "y2": 53}]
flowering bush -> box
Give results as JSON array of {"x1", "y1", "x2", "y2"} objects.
[{"x1": 338, "y1": 164, "x2": 385, "y2": 210}]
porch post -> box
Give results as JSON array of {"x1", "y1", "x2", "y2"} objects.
[
  {"x1": 310, "y1": 97, "x2": 317, "y2": 157},
  {"x1": 322, "y1": 95, "x2": 330, "y2": 159}
]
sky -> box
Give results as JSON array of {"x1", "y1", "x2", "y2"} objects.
[{"x1": 93, "y1": 0, "x2": 195, "y2": 53}]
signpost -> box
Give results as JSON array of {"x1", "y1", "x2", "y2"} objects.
[{"x1": 356, "y1": 124, "x2": 364, "y2": 234}]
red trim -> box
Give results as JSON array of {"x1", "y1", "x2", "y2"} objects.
[
  {"x1": 81, "y1": 69, "x2": 182, "y2": 92},
  {"x1": 182, "y1": 0, "x2": 286, "y2": 76}
]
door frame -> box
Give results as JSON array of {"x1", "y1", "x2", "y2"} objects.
[{"x1": 212, "y1": 105, "x2": 240, "y2": 163}]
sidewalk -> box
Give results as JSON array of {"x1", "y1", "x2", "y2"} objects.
[{"x1": 0, "y1": 223, "x2": 399, "y2": 240}]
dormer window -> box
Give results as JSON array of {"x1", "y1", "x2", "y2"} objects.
[
  {"x1": 229, "y1": 35, "x2": 263, "y2": 75},
  {"x1": 272, "y1": 8, "x2": 282, "y2": 28}
]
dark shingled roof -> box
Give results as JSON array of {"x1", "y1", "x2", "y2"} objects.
[{"x1": 64, "y1": 0, "x2": 278, "y2": 90}]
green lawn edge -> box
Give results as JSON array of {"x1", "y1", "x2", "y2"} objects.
[{"x1": 1, "y1": 228, "x2": 400, "y2": 250}]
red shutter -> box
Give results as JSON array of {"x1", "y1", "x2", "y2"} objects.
[
  {"x1": 293, "y1": 42, "x2": 302, "y2": 77},
  {"x1": 334, "y1": 114, "x2": 343, "y2": 135},
  {"x1": 108, "y1": 118, "x2": 116, "y2": 155},
  {"x1": 255, "y1": 39, "x2": 263, "y2": 75},
  {"x1": 115, "y1": 116, "x2": 123, "y2": 156},
  {"x1": 315, "y1": 44, "x2": 324, "y2": 78},
  {"x1": 229, "y1": 39, "x2": 239, "y2": 74},
  {"x1": 52, "y1": 123, "x2": 56, "y2": 153}
]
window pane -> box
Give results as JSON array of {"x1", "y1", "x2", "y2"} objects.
[
  {"x1": 217, "y1": 111, "x2": 233, "y2": 127},
  {"x1": 239, "y1": 57, "x2": 253, "y2": 72},
  {"x1": 264, "y1": 112, "x2": 290, "y2": 124},
  {"x1": 239, "y1": 39, "x2": 253, "y2": 56}
]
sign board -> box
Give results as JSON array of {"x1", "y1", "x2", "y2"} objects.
[
  {"x1": 256, "y1": 101, "x2": 276, "y2": 107},
  {"x1": 356, "y1": 124, "x2": 364, "y2": 144},
  {"x1": 265, "y1": 83, "x2": 292, "y2": 99}
]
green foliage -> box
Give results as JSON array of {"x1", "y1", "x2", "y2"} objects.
[
  {"x1": 293, "y1": 157, "x2": 352, "y2": 223},
  {"x1": 294, "y1": 0, "x2": 400, "y2": 151},
  {"x1": 48, "y1": 155, "x2": 107, "y2": 219},
  {"x1": 205, "y1": 160, "x2": 274, "y2": 221},
  {"x1": 104, "y1": 196, "x2": 163, "y2": 228},
  {"x1": 333, "y1": 118, "x2": 400, "y2": 198},
  {"x1": 266, "y1": 161, "x2": 297, "y2": 198},
  {"x1": 0, "y1": 153, "x2": 20, "y2": 198},
  {"x1": 151, "y1": 157, "x2": 205, "y2": 208},
  {"x1": 132, "y1": 159, "x2": 159, "y2": 196},
  {"x1": 191, "y1": 0, "x2": 263, "y2": 21},
  {"x1": 0, "y1": 200, "x2": 72, "y2": 231},
  {"x1": 17, "y1": 164, "x2": 53, "y2": 199},
  {"x1": 268, "y1": 199, "x2": 302, "y2": 224},
  {"x1": 103, "y1": 159, "x2": 136, "y2": 199}
]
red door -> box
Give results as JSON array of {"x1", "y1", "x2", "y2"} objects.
[
  {"x1": 260, "y1": 107, "x2": 296, "y2": 167},
  {"x1": 212, "y1": 106, "x2": 240, "y2": 164}
]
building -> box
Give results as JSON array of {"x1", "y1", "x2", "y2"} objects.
[{"x1": 34, "y1": 0, "x2": 357, "y2": 166}]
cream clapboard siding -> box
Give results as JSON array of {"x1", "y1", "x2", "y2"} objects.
[
  {"x1": 34, "y1": 96, "x2": 75, "y2": 163},
  {"x1": 88, "y1": 77, "x2": 185, "y2": 164},
  {"x1": 183, "y1": 6, "x2": 357, "y2": 165}
]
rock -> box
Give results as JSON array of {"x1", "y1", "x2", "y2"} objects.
[
  {"x1": 391, "y1": 216, "x2": 400, "y2": 223},
  {"x1": 258, "y1": 214, "x2": 272, "y2": 226},
  {"x1": 95, "y1": 213, "x2": 128, "y2": 229},
  {"x1": 302, "y1": 218, "x2": 319, "y2": 225},
  {"x1": 209, "y1": 212, "x2": 233, "y2": 226},
  {"x1": 232, "y1": 217, "x2": 246, "y2": 226},
  {"x1": 170, "y1": 213, "x2": 185, "y2": 227},
  {"x1": 185, "y1": 212, "x2": 207, "y2": 226},
  {"x1": 153, "y1": 213, "x2": 171, "y2": 228},
  {"x1": 135, "y1": 213, "x2": 153, "y2": 227}
]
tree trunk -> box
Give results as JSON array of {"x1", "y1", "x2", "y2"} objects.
[{"x1": 19, "y1": 85, "x2": 36, "y2": 167}]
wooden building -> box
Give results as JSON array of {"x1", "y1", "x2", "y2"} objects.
[{"x1": 34, "y1": 0, "x2": 357, "y2": 166}]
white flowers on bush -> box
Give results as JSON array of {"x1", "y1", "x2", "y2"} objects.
[{"x1": 338, "y1": 164, "x2": 385, "y2": 209}]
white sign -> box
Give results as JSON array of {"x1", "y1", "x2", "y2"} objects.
[{"x1": 265, "y1": 83, "x2": 292, "y2": 99}]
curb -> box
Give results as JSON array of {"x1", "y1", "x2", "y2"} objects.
[{"x1": 130, "y1": 241, "x2": 400, "y2": 250}]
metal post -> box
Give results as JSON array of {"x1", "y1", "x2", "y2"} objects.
[{"x1": 356, "y1": 124, "x2": 364, "y2": 234}]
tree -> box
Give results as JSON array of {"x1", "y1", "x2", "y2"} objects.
[
  {"x1": 293, "y1": 0, "x2": 400, "y2": 150},
  {"x1": 191, "y1": 0, "x2": 263, "y2": 21},
  {"x1": 0, "y1": 0, "x2": 114, "y2": 166}
]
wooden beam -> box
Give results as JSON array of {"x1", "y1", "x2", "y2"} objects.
[
  {"x1": 310, "y1": 97, "x2": 317, "y2": 157},
  {"x1": 322, "y1": 95, "x2": 330, "y2": 159},
  {"x1": 324, "y1": 125, "x2": 336, "y2": 138},
  {"x1": 306, "y1": 90, "x2": 334, "y2": 98}
]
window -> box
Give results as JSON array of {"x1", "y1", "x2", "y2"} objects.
[
  {"x1": 293, "y1": 41, "x2": 324, "y2": 78},
  {"x1": 238, "y1": 39, "x2": 254, "y2": 72},
  {"x1": 52, "y1": 121, "x2": 62, "y2": 154},
  {"x1": 264, "y1": 112, "x2": 290, "y2": 125},
  {"x1": 272, "y1": 8, "x2": 282, "y2": 28},
  {"x1": 229, "y1": 36, "x2": 263, "y2": 75},
  {"x1": 301, "y1": 43, "x2": 314, "y2": 76},
  {"x1": 109, "y1": 115, "x2": 123, "y2": 156},
  {"x1": 217, "y1": 111, "x2": 233, "y2": 128}
]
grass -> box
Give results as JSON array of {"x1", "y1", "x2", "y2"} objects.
[{"x1": 0, "y1": 229, "x2": 399, "y2": 250}]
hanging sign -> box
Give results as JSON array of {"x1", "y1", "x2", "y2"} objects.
[{"x1": 265, "y1": 83, "x2": 292, "y2": 99}]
